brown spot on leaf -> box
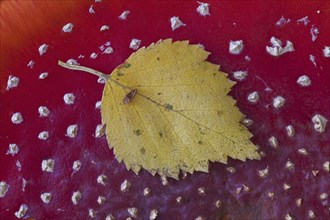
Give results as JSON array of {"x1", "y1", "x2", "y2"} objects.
[{"x1": 134, "y1": 129, "x2": 141, "y2": 136}]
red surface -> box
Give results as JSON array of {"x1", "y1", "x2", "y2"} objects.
[{"x1": 0, "y1": 1, "x2": 329, "y2": 219}]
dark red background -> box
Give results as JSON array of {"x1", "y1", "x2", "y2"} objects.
[{"x1": 1, "y1": 1, "x2": 329, "y2": 219}]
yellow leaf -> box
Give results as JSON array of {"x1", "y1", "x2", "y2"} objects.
[{"x1": 58, "y1": 39, "x2": 260, "y2": 179}]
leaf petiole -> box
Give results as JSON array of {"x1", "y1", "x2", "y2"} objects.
[
  {"x1": 58, "y1": 60, "x2": 130, "y2": 91},
  {"x1": 58, "y1": 60, "x2": 109, "y2": 80}
]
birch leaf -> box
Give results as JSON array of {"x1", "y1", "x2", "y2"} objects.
[{"x1": 59, "y1": 39, "x2": 260, "y2": 179}]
